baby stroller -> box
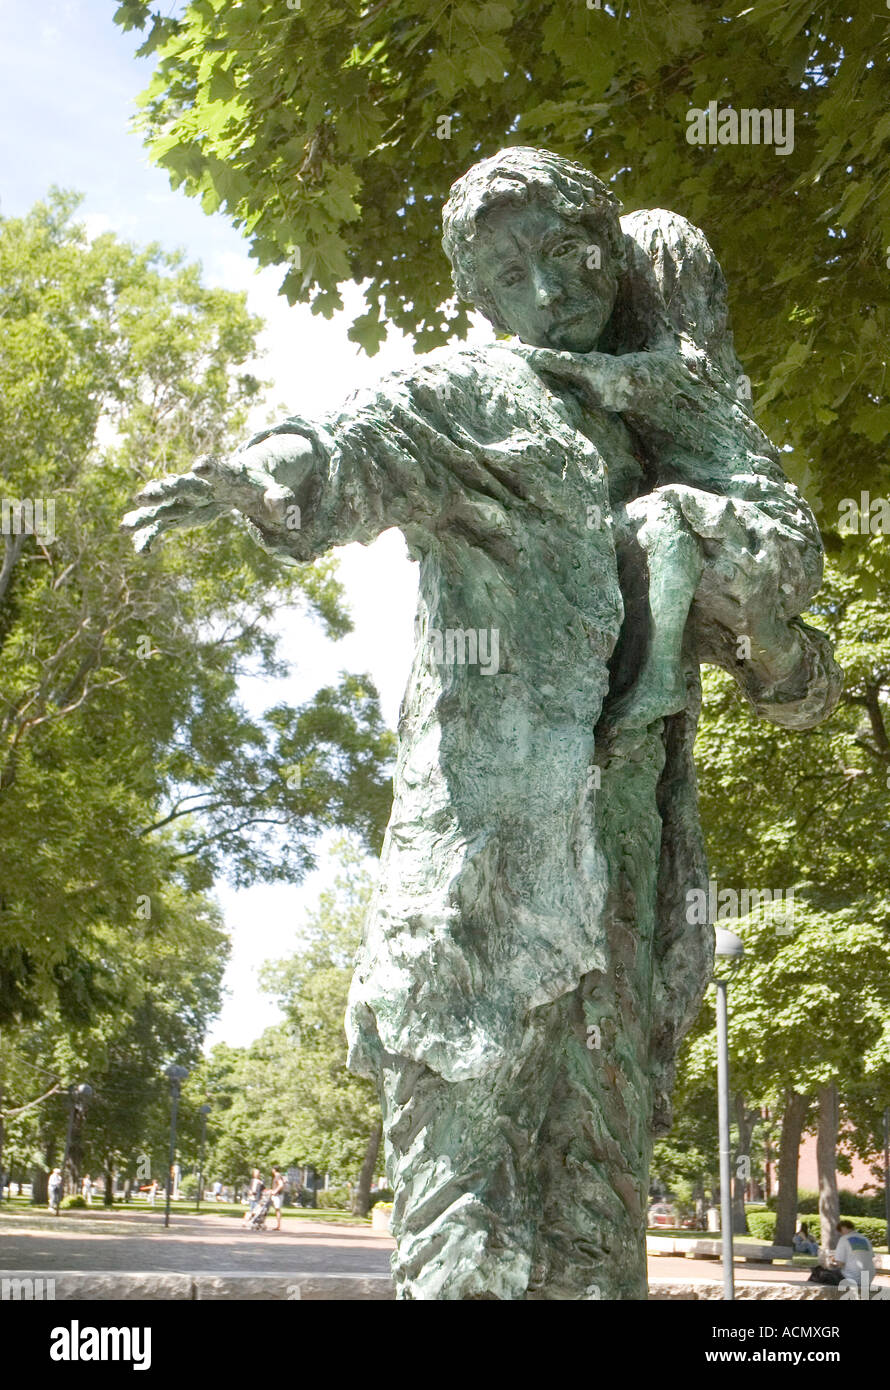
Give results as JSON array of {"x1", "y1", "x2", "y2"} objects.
[{"x1": 246, "y1": 1190, "x2": 272, "y2": 1231}]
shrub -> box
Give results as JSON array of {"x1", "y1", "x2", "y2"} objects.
[
  {"x1": 368, "y1": 1188, "x2": 394, "y2": 1209},
  {"x1": 60, "y1": 1195, "x2": 86, "y2": 1210},
  {"x1": 748, "y1": 1211, "x2": 885, "y2": 1246},
  {"x1": 838, "y1": 1192, "x2": 887, "y2": 1218},
  {"x1": 316, "y1": 1186, "x2": 350, "y2": 1210},
  {"x1": 767, "y1": 1190, "x2": 885, "y2": 1218},
  {"x1": 746, "y1": 1211, "x2": 776, "y2": 1241}
]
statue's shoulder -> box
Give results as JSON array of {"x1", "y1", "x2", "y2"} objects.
[
  {"x1": 337, "y1": 341, "x2": 537, "y2": 409},
  {"x1": 621, "y1": 207, "x2": 742, "y2": 383}
]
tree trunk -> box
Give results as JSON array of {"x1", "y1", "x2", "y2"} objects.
[
  {"x1": 352, "y1": 1121, "x2": 382, "y2": 1218},
  {"x1": 693, "y1": 1179, "x2": 705, "y2": 1228},
  {"x1": 104, "y1": 1163, "x2": 114, "y2": 1208},
  {"x1": 816, "y1": 1082, "x2": 840, "y2": 1254},
  {"x1": 732, "y1": 1093, "x2": 759, "y2": 1234},
  {"x1": 763, "y1": 1105, "x2": 773, "y2": 1202},
  {"x1": 775, "y1": 1090, "x2": 810, "y2": 1247}
]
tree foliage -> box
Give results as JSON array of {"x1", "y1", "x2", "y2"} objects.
[
  {"x1": 659, "y1": 549, "x2": 890, "y2": 1202},
  {"x1": 196, "y1": 843, "x2": 381, "y2": 1185},
  {"x1": 114, "y1": 0, "x2": 890, "y2": 526},
  {"x1": 1, "y1": 885, "x2": 227, "y2": 1186},
  {"x1": 0, "y1": 194, "x2": 395, "y2": 1022},
  {"x1": 695, "y1": 551, "x2": 890, "y2": 904}
]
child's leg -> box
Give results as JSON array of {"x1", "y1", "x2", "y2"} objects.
[
  {"x1": 605, "y1": 492, "x2": 703, "y2": 730},
  {"x1": 634, "y1": 482, "x2": 842, "y2": 731}
]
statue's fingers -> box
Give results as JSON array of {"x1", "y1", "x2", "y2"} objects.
[
  {"x1": 121, "y1": 503, "x2": 165, "y2": 533},
  {"x1": 121, "y1": 500, "x2": 190, "y2": 532},
  {"x1": 193, "y1": 453, "x2": 224, "y2": 479},
  {"x1": 131, "y1": 521, "x2": 165, "y2": 554},
  {"x1": 129, "y1": 506, "x2": 223, "y2": 552},
  {"x1": 122, "y1": 499, "x2": 224, "y2": 540},
  {"x1": 135, "y1": 472, "x2": 216, "y2": 506}
]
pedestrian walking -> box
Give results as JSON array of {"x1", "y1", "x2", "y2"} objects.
[
  {"x1": 47, "y1": 1167, "x2": 63, "y2": 1214},
  {"x1": 269, "y1": 1166, "x2": 287, "y2": 1231}
]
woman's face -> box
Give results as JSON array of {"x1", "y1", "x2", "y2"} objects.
[{"x1": 474, "y1": 201, "x2": 620, "y2": 351}]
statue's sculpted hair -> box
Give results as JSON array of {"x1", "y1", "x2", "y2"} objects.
[{"x1": 442, "y1": 147, "x2": 625, "y2": 332}]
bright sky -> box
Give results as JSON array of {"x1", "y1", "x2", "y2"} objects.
[{"x1": 0, "y1": 0, "x2": 492, "y2": 1046}]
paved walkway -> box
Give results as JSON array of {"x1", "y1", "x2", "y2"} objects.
[
  {"x1": 3, "y1": 1209, "x2": 872, "y2": 1288},
  {"x1": 0, "y1": 1210, "x2": 393, "y2": 1274},
  {"x1": 649, "y1": 1255, "x2": 812, "y2": 1283}
]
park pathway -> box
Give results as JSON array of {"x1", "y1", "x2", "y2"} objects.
[
  {"x1": 0, "y1": 1210, "x2": 392, "y2": 1275},
  {"x1": 0, "y1": 1208, "x2": 842, "y2": 1288}
]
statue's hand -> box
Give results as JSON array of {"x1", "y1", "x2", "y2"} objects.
[
  {"x1": 121, "y1": 452, "x2": 299, "y2": 553},
  {"x1": 512, "y1": 346, "x2": 629, "y2": 410},
  {"x1": 514, "y1": 345, "x2": 702, "y2": 415}
]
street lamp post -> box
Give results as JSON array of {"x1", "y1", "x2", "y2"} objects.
[
  {"x1": 61, "y1": 1084, "x2": 93, "y2": 1198},
  {"x1": 163, "y1": 1064, "x2": 188, "y2": 1230},
  {"x1": 196, "y1": 1103, "x2": 211, "y2": 1214},
  {"x1": 714, "y1": 927, "x2": 745, "y2": 1302}
]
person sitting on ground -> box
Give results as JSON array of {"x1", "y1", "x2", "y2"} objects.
[
  {"x1": 792, "y1": 1220, "x2": 819, "y2": 1256},
  {"x1": 831, "y1": 1220, "x2": 875, "y2": 1294}
]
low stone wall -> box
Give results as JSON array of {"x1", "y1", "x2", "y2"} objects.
[
  {"x1": 649, "y1": 1278, "x2": 841, "y2": 1301},
  {"x1": 0, "y1": 1272, "x2": 396, "y2": 1301},
  {"x1": 0, "y1": 1271, "x2": 848, "y2": 1300}
]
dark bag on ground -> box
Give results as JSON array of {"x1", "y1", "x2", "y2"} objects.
[{"x1": 808, "y1": 1265, "x2": 844, "y2": 1285}]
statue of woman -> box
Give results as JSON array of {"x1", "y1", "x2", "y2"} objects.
[{"x1": 124, "y1": 148, "x2": 840, "y2": 1299}]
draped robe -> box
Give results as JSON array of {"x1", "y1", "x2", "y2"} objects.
[{"x1": 245, "y1": 339, "x2": 713, "y2": 1114}]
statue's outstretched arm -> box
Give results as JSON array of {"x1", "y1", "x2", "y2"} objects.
[{"x1": 121, "y1": 391, "x2": 442, "y2": 562}]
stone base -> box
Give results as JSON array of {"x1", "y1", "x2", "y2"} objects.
[
  {"x1": 648, "y1": 1278, "x2": 841, "y2": 1301},
  {"x1": 0, "y1": 1271, "x2": 396, "y2": 1301},
  {"x1": 194, "y1": 1274, "x2": 395, "y2": 1300},
  {"x1": 0, "y1": 1270, "x2": 847, "y2": 1300}
]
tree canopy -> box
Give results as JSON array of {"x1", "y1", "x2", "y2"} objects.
[
  {"x1": 1, "y1": 883, "x2": 227, "y2": 1188},
  {"x1": 197, "y1": 843, "x2": 380, "y2": 1186},
  {"x1": 0, "y1": 193, "x2": 395, "y2": 1023},
  {"x1": 114, "y1": 0, "x2": 890, "y2": 531}
]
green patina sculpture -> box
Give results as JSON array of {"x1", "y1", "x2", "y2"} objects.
[{"x1": 123, "y1": 148, "x2": 841, "y2": 1300}]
